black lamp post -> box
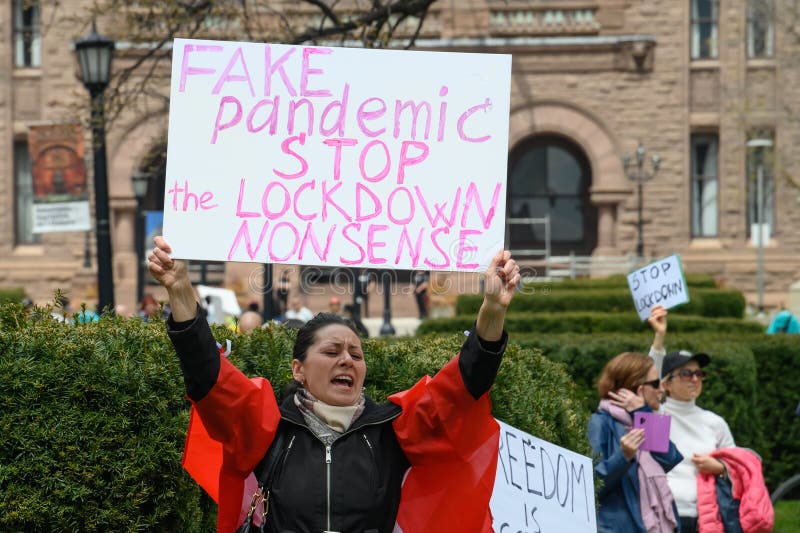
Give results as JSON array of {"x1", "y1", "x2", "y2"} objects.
[
  {"x1": 262, "y1": 263, "x2": 274, "y2": 322},
  {"x1": 75, "y1": 21, "x2": 115, "y2": 313},
  {"x1": 379, "y1": 270, "x2": 395, "y2": 336},
  {"x1": 623, "y1": 142, "x2": 660, "y2": 259},
  {"x1": 131, "y1": 170, "x2": 149, "y2": 305}
]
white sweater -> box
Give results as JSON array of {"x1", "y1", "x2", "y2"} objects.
[{"x1": 648, "y1": 346, "x2": 736, "y2": 518}]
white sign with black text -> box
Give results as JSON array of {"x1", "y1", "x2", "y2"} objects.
[
  {"x1": 490, "y1": 420, "x2": 596, "y2": 533},
  {"x1": 627, "y1": 254, "x2": 690, "y2": 320}
]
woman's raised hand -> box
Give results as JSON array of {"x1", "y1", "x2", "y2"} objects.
[
  {"x1": 476, "y1": 250, "x2": 520, "y2": 341},
  {"x1": 608, "y1": 388, "x2": 645, "y2": 412},
  {"x1": 483, "y1": 250, "x2": 520, "y2": 310},
  {"x1": 147, "y1": 237, "x2": 189, "y2": 290},
  {"x1": 147, "y1": 236, "x2": 197, "y2": 321}
]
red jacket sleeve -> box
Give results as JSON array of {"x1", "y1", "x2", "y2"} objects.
[
  {"x1": 182, "y1": 358, "x2": 281, "y2": 533},
  {"x1": 389, "y1": 350, "x2": 501, "y2": 532}
]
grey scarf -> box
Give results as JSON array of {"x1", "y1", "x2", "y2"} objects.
[{"x1": 294, "y1": 387, "x2": 366, "y2": 446}]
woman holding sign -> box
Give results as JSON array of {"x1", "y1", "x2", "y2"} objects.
[
  {"x1": 148, "y1": 236, "x2": 519, "y2": 533},
  {"x1": 647, "y1": 306, "x2": 735, "y2": 533},
  {"x1": 588, "y1": 351, "x2": 683, "y2": 533}
]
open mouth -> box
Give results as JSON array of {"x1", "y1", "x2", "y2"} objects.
[{"x1": 331, "y1": 375, "x2": 354, "y2": 390}]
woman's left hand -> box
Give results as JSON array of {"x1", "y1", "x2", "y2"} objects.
[
  {"x1": 483, "y1": 250, "x2": 520, "y2": 310},
  {"x1": 692, "y1": 454, "x2": 726, "y2": 475},
  {"x1": 475, "y1": 250, "x2": 520, "y2": 341}
]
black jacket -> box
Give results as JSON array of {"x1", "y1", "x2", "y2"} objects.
[
  {"x1": 266, "y1": 397, "x2": 406, "y2": 533},
  {"x1": 168, "y1": 314, "x2": 506, "y2": 533}
]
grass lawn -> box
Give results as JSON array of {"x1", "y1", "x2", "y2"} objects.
[{"x1": 774, "y1": 499, "x2": 800, "y2": 533}]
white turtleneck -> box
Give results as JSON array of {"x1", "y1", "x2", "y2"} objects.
[
  {"x1": 649, "y1": 343, "x2": 735, "y2": 518},
  {"x1": 659, "y1": 397, "x2": 735, "y2": 517}
]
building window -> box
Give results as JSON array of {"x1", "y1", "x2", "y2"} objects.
[
  {"x1": 13, "y1": 0, "x2": 41, "y2": 68},
  {"x1": 507, "y1": 136, "x2": 597, "y2": 256},
  {"x1": 691, "y1": 0, "x2": 718, "y2": 59},
  {"x1": 747, "y1": 0, "x2": 774, "y2": 58},
  {"x1": 746, "y1": 135, "x2": 775, "y2": 240},
  {"x1": 691, "y1": 135, "x2": 719, "y2": 237},
  {"x1": 14, "y1": 140, "x2": 40, "y2": 244}
]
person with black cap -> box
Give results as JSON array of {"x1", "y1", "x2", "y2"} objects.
[{"x1": 647, "y1": 306, "x2": 735, "y2": 533}]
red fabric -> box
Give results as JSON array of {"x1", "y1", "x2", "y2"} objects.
[
  {"x1": 390, "y1": 357, "x2": 499, "y2": 533},
  {"x1": 181, "y1": 354, "x2": 499, "y2": 533},
  {"x1": 696, "y1": 448, "x2": 774, "y2": 533},
  {"x1": 181, "y1": 357, "x2": 281, "y2": 533}
]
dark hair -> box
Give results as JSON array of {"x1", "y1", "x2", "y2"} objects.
[
  {"x1": 596, "y1": 352, "x2": 653, "y2": 399},
  {"x1": 292, "y1": 312, "x2": 361, "y2": 362}
]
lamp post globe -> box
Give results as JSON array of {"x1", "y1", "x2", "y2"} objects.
[{"x1": 75, "y1": 21, "x2": 115, "y2": 313}]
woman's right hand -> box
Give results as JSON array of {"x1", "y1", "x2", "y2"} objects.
[
  {"x1": 148, "y1": 236, "x2": 197, "y2": 321},
  {"x1": 620, "y1": 428, "x2": 645, "y2": 461},
  {"x1": 648, "y1": 305, "x2": 668, "y2": 351},
  {"x1": 148, "y1": 236, "x2": 188, "y2": 290}
]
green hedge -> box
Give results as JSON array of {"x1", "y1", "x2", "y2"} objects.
[
  {"x1": 455, "y1": 288, "x2": 745, "y2": 318},
  {"x1": 417, "y1": 313, "x2": 763, "y2": 336},
  {"x1": 747, "y1": 336, "x2": 800, "y2": 489},
  {"x1": 0, "y1": 307, "x2": 212, "y2": 532},
  {"x1": 0, "y1": 287, "x2": 26, "y2": 305},
  {"x1": 0, "y1": 304, "x2": 589, "y2": 531},
  {"x1": 523, "y1": 273, "x2": 718, "y2": 291}
]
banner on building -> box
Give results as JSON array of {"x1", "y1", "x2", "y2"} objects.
[
  {"x1": 491, "y1": 419, "x2": 596, "y2": 533},
  {"x1": 164, "y1": 38, "x2": 512, "y2": 272},
  {"x1": 627, "y1": 254, "x2": 690, "y2": 320},
  {"x1": 28, "y1": 123, "x2": 91, "y2": 233}
]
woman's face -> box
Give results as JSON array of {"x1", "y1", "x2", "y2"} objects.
[
  {"x1": 640, "y1": 365, "x2": 662, "y2": 410},
  {"x1": 292, "y1": 324, "x2": 366, "y2": 406},
  {"x1": 663, "y1": 360, "x2": 703, "y2": 402}
]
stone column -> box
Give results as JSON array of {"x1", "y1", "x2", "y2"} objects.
[{"x1": 112, "y1": 198, "x2": 138, "y2": 311}]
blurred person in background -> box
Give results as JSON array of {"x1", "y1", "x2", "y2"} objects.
[
  {"x1": 647, "y1": 306, "x2": 735, "y2": 533},
  {"x1": 589, "y1": 351, "x2": 683, "y2": 533}
]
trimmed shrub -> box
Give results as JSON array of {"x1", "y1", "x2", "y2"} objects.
[
  {"x1": 0, "y1": 305, "x2": 590, "y2": 531},
  {"x1": 523, "y1": 273, "x2": 717, "y2": 291},
  {"x1": 0, "y1": 307, "x2": 212, "y2": 532},
  {"x1": 454, "y1": 288, "x2": 745, "y2": 318},
  {"x1": 417, "y1": 313, "x2": 763, "y2": 336},
  {"x1": 0, "y1": 287, "x2": 26, "y2": 305},
  {"x1": 748, "y1": 336, "x2": 800, "y2": 489}
]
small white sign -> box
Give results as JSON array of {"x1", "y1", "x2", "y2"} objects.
[
  {"x1": 627, "y1": 254, "x2": 690, "y2": 320},
  {"x1": 491, "y1": 420, "x2": 596, "y2": 533},
  {"x1": 164, "y1": 39, "x2": 512, "y2": 272},
  {"x1": 32, "y1": 201, "x2": 91, "y2": 233}
]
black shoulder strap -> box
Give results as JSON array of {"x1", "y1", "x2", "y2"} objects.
[{"x1": 253, "y1": 429, "x2": 288, "y2": 488}]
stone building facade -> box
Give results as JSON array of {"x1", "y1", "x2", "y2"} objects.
[{"x1": 1, "y1": 0, "x2": 798, "y2": 314}]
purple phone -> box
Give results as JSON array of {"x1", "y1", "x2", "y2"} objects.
[{"x1": 633, "y1": 412, "x2": 671, "y2": 453}]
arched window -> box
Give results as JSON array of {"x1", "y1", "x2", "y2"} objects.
[{"x1": 507, "y1": 135, "x2": 597, "y2": 256}]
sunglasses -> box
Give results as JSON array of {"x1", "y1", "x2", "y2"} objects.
[
  {"x1": 641, "y1": 378, "x2": 661, "y2": 389},
  {"x1": 669, "y1": 369, "x2": 707, "y2": 381}
]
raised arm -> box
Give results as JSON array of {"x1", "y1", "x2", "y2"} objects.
[
  {"x1": 147, "y1": 236, "x2": 197, "y2": 322},
  {"x1": 647, "y1": 305, "x2": 668, "y2": 377},
  {"x1": 459, "y1": 250, "x2": 519, "y2": 399},
  {"x1": 476, "y1": 250, "x2": 519, "y2": 342}
]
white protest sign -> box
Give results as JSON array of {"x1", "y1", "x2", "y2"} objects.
[
  {"x1": 164, "y1": 38, "x2": 511, "y2": 272},
  {"x1": 627, "y1": 254, "x2": 690, "y2": 320},
  {"x1": 491, "y1": 420, "x2": 596, "y2": 533}
]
